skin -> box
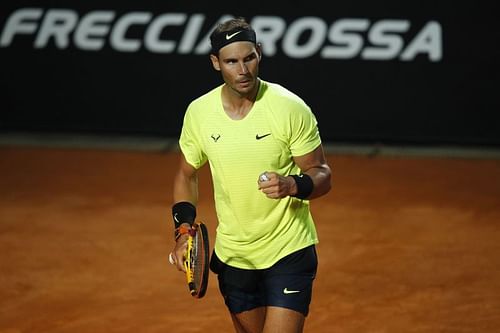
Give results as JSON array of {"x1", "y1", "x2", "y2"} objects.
[
  {"x1": 171, "y1": 39, "x2": 332, "y2": 333},
  {"x1": 211, "y1": 41, "x2": 262, "y2": 120}
]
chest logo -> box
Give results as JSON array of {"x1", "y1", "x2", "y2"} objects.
[
  {"x1": 256, "y1": 133, "x2": 271, "y2": 140},
  {"x1": 211, "y1": 134, "x2": 221, "y2": 142}
]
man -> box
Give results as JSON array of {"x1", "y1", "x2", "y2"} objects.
[{"x1": 170, "y1": 17, "x2": 331, "y2": 333}]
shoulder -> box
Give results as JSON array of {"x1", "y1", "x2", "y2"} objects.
[
  {"x1": 260, "y1": 80, "x2": 312, "y2": 117},
  {"x1": 262, "y1": 80, "x2": 306, "y2": 105}
]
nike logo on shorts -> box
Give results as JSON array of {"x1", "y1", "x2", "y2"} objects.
[{"x1": 283, "y1": 288, "x2": 301, "y2": 294}]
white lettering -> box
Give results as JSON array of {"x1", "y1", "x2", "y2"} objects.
[
  {"x1": 110, "y1": 12, "x2": 152, "y2": 52},
  {"x1": 283, "y1": 17, "x2": 327, "y2": 59},
  {"x1": 74, "y1": 11, "x2": 115, "y2": 50},
  {"x1": 0, "y1": 8, "x2": 444, "y2": 61},
  {"x1": 34, "y1": 9, "x2": 78, "y2": 49},
  {"x1": 0, "y1": 8, "x2": 43, "y2": 47},
  {"x1": 252, "y1": 16, "x2": 286, "y2": 56},
  {"x1": 178, "y1": 14, "x2": 204, "y2": 54},
  {"x1": 322, "y1": 19, "x2": 370, "y2": 59},
  {"x1": 145, "y1": 13, "x2": 186, "y2": 53},
  {"x1": 400, "y1": 21, "x2": 442, "y2": 61},
  {"x1": 362, "y1": 20, "x2": 409, "y2": 60}
]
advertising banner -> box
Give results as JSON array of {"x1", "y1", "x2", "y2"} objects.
[{"x1": 1, "y1": 1, "x2": 498, "y2": 145}]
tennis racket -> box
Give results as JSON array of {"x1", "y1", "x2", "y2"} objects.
[{"x1": 184, "y1": 221, "x2": 210, "y2": 298}]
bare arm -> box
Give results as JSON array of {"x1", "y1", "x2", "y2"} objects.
[
  {"x1": 291, "y1": 144, "x2": 332, "y2": 199},
  {"x1": 171, "y1": 153, "x2": 199, "y2": 271},
  {"x1": 173, "y1": 153, "x2": 199, "y2": 204},
  {"x1": 258, "y1": 144, "x2": 332, "y2": 199}
]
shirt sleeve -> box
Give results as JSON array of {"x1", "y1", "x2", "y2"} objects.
[
  {"x1": 179, "y1": 106, "x2": 207, "y2": 169},
  {"x1": 288, "y1": 101, "x2": 322, "y2": 157}
]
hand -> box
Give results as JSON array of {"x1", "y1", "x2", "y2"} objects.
[
  {"x1": 257, "y1": 172, "x2": 297, "y2": 199},
  {"x1": 169, "y1": 233, "x2": 189, "y2": 272}
]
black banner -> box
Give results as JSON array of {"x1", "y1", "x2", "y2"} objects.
[{"x1": 1, "y1": 1, "x2": 499, "y2": 145}]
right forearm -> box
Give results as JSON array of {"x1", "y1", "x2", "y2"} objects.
[
  {"x1": 173, "y1": 169, "x2": 199, "y2": 205},
  {"x1": 171, "y1": 155, "x2": 200, "y2": 241},
  {"x1": 172, "y1": 171, "x2": 198, "y2": 240}
]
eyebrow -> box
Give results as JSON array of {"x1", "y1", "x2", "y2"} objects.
[{"x1": 222, "y1": 51, "x2": 257, "y2": 62}]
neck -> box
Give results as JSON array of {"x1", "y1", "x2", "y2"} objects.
[{"x1": 222, "y1": 80, "x2": 260, "y2": 120}]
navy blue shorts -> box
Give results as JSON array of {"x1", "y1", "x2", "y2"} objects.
[{"x1": 209, "y1": 246, "x2": 318, "y2": 316}]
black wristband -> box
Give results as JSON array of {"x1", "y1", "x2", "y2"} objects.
[
  {"x1": 290, "y1": 174, "x2": 314, "y2": 199},
  {"x1": 172, "y1": 201, "x2": 196, "y2": 229}
]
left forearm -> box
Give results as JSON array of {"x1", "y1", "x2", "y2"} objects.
[
  {"x1": 291, "y1": 145, "x2": 332, "y2": 200},
  {"x1": 301, "y1": 164, "x2": 331, "y2": 199}
]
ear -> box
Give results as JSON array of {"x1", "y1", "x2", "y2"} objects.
[
  {"x1": 256, "y1": 43, "x2": 263, "y2": 61},
  {"x1": 210, "y1": 54, "x2": 221, "y2": 71}
]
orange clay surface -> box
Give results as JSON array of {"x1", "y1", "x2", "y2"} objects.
[{"x1": 1, "y1": 147, "x2": 500, "y2": 332}]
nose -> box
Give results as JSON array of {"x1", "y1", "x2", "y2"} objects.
[{"x1": 238, "y1": 61, "x2": 249, "y2": 74}]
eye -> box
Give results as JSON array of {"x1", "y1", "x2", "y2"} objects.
[{"x1": 245, "y1": 54, "x2": 256, "y2": 62}]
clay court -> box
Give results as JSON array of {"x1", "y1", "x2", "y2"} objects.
[{"x1": 1, "y1": 145, "x2": 499, "y2": 332}]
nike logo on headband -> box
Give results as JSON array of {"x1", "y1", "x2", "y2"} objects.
[{"x1": 226, "y1": 31, "x2": 243, "y2": 40}]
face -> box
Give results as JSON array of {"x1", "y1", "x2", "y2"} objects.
[{"x1": 210, "y1": 41, "x2": 261, "y2": 97}]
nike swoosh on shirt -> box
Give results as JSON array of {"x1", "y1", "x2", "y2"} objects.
[
  {"x1": 226, "y1": 31, "x2": 243, "y2": 40},
  {"x1": 256, "y1": 133, "x2": 271, "y2": 140}
]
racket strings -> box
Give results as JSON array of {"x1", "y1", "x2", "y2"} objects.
[
  {"x1": 184, "y1": 222, "x2": 209, "y2": 298},
  {"x1": 192, "y1": 231, "x2": 205, "y2": 290}
]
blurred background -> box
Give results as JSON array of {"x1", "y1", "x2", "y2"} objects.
[
  {"x1": 1, "y1": 1, "x2": 499, "y2": 152},
  {"x1": 2, "y1": 2, "x2": 500, "y2": 332}
]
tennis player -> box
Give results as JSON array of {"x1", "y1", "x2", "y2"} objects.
[{"x1": 170, "y1": 17, "x2": 332, "y2": 333}]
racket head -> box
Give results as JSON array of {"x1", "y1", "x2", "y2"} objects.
[{"x1": 184, "y1": 221, "x2": 210, "y2": 298}]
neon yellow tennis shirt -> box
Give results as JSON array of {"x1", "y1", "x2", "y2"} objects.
[{"x1": 179, "y1": 79, "x2": 321, "y2": 269}]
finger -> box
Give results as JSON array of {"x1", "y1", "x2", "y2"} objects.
[
  {"x1": 168, "y1": 252, "x2": 175, "y2": 265},
  {"x1": 177, "y1": 256, "x2": 186, "y2": 272},
  {"x1": 173, "y1": 250, "x2": 187, "y2": 272}
]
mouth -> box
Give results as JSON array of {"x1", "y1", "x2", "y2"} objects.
[{"x1": 237, "y1": 78, "x2": 252, "y2": 86}]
